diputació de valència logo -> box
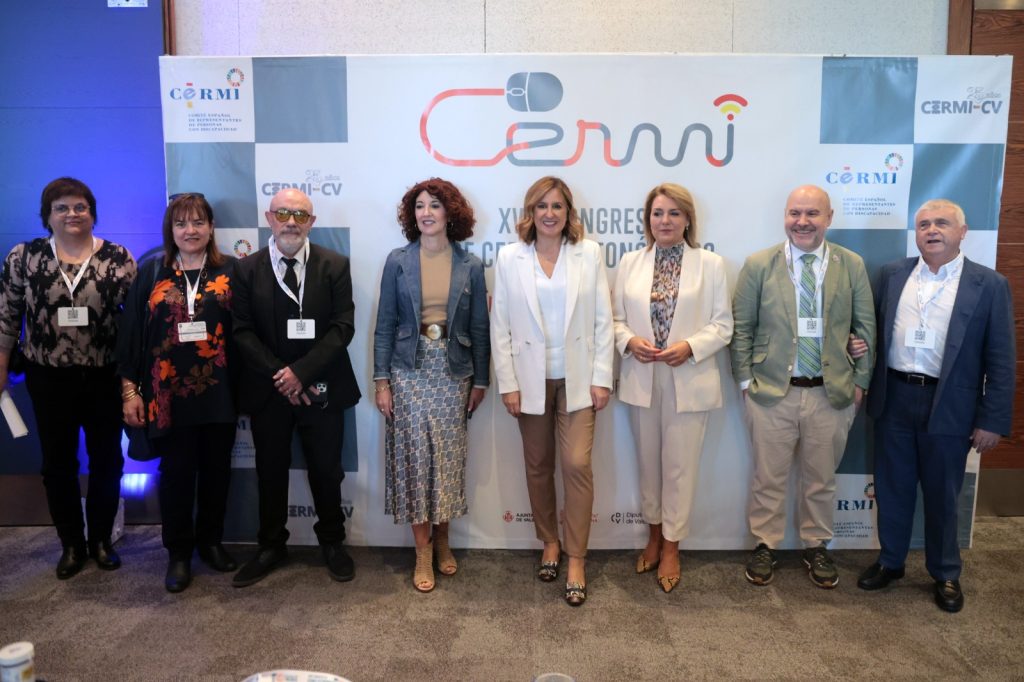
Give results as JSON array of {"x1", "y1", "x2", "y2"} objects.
[{"x1": 420, "y1": 72, "x2": 747, "y2": 168}]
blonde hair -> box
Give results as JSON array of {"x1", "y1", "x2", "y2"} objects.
[
  {"x1": 643, "y1": 183, "x2": 698, "y2": 250},
  {"x1": 515, "y1": 176, "x2": 584, "y2": 244}
]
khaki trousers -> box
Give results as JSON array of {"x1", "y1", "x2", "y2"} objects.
[
  {"x1": 628, "y1": 362, "x2": 709, "y2": 543},
  {"x1": 517, "y1": 379, "x2": 595, "y2": 558},
  {"x1": 745, "y1": 385, "x2": 855, "y2": 548}
]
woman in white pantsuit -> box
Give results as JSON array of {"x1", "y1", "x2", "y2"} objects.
[
  {"x1": 491, "y1": 176, "x2": 614, "y2": 607},
  {"x1": 613, "y1": 183, "x2": 733, "y2": 593}
]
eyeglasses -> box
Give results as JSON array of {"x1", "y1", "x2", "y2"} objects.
[
  {"x1": 272, "y1": 208, "x2": 312, "y2": 225},
  {"x1": 52, "y1": 203, "x2": 90, "y2": 215}
]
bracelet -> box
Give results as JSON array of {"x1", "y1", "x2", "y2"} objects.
[
  {"x1": 122, "y1": 388, "x2": 139, "y2": 402},
  {"x1": 374, "y1": 383, "x2": 390, "y2": 393}
]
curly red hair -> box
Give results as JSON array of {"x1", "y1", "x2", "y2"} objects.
[{"x1": 397, "y1": 178, "x2": 476, "y2": 242}]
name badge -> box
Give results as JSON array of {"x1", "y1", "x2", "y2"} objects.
[
  {"x1": 177, "y1": 321, "x2": 207, "y2": 343},
  {"x1": 798, "y1": 317, "x2": 823, "y2": 338},
  {"x1": 57, "y1": 306, "x2": 88, "y2": 327},
  {"x1": 904, "y1": 327, "x2": 936, "y2": 349},
  {"x1": 288, "y1": 319, "x2": 315, "y2": 339}
]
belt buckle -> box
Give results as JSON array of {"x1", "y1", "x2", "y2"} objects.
[
  {"x1": 907, "y1": 373, "x2": 926, "y2": 386},
  {"x1": 425, "y1": 323, "x2": 443, "y2": 341}
]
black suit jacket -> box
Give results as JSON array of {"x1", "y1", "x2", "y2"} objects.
[
  {"x1": 866, "y1": 256, "x2": 1014, "y2": 436},
  {"x1": 233, "y1": 243, "x2": 360, "y2": 414}
]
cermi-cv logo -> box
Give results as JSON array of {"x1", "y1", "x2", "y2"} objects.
[{"x1": 921, "y1": 87, "x2": 1005, "y2": 115}]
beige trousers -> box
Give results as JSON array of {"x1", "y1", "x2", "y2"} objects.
[
  {"x1": 628, "y1": 362, "x2": 709, "y2": 543},
  {"x1": 745, "y1": 385, "x2": 855, "y2": 548},
  {"x1": 517, "y1": 379, "x2": 595, "y2": 558}
]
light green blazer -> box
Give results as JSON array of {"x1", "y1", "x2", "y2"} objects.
[{"x1": 730, "y1": 240, "x2": 875, "y2": 408}]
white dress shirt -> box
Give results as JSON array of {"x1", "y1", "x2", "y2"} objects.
[
  {"x1": 269, "y1": 236, "x2": 309, "y2": 282},
  {"x1": 888, "y1": 253, "x2": 964, "y2": 377},
  {"x1": 534, "y1": 242, "x2": 567, "y2": 380},
  {"x1": 788, "y1": 240, "x2": 827, "y2": 378}
]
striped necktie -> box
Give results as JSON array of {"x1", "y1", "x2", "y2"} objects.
[{"x1": 797, "y1": 253, "x2": 821, "y2": 377}]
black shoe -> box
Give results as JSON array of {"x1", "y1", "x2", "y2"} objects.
[
  {"x1": 56, "y1": 544, "x2": 88, "y2": 580},
  {"x1": 88, "y1": 540, "x2": 122, "y2": 571},
  {"x1": 565, "y1": 582, "x2": 587, "y2": 607},
  {"x1": 537, "y1": 553, "x2": 561, "y2": 582},
  {"x1": 232, "y1": 546, "x2": 288, "y2": 587},
  {"x1": 323, "y1": 543, "x2": 355, "y2": 582},
  {"x1": 934, "y1": 579, "x2": 964, "y2": 613},
  {"x1": 198, "y1": 544, "x2": 238, "y2": 572},
  {"x1": 857, "y1": 562, "x2": 905, "y2": 590},
  {"x1": 165, "y1": 557, "x2": 192, "y2": 593}
]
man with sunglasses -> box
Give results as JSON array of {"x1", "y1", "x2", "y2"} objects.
[{"x1": 232, "y1": 188, "x2": 361, "y2": 587}]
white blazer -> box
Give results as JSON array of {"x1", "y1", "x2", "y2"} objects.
[
  {"x1": 491, "y1": 239, "x2": 614, "y2": 415},
  {"x1": 613, "y1": 243, "x2": 733, "y2": 412}
]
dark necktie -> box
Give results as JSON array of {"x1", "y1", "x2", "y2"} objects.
[{"x1": 282, "y1": 257, "x2": 299, "y2": 298}]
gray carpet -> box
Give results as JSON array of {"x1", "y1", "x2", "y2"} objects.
[{"x1": 1, "y1": 518, "x2": 1023, "y2": 681}]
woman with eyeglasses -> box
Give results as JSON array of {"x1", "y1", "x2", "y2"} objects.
[
  {"x1": 373, "y1": 178, "x2": 489, "y2": 593},
  {"x1": 0, "y1": 177, "x2": 136, "y2": 579},
  {"x1": 490, "y1": 176, "x2": 614, "y2": 606},
  {"x1": 116, "y1": 193, "x2": 239, "y2": 593}
]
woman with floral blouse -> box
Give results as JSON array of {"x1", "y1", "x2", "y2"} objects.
[
  {"x1": 612, "y1": 183, "x2": 732, "y2": 593},
  {"x1": 117, "y1": 193, "x2": 238, "y2": 593},
  {"x1": 0, "y1": 177, "x2": 136, "y2": 580}
]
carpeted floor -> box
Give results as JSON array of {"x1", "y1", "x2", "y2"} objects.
[{"x1": 1, "y1": 518, "x2": 1023, "y2": 681}]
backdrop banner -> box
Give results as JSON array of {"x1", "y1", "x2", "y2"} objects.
[{"x1": 158, "y1": 54, "x2": 1011, "y2": 549}]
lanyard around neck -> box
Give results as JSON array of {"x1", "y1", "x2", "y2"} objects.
[
  {"x1": 176, "y1": 253, "x2": 208, "y2": 320},
  {"x1": 915, "y1": 257, "x2": 960, "y2": 329},
  {"x1": 49, "y1": 236, "x2": 99, "y2": 300},
  {"x1": 785, "y1": 241, "x2": 829, "y2": 293},
  {"x1": 272, "y1": 239, "x2": 309, "y2": 317}
]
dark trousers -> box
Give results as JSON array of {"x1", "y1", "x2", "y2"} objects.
[
  {"x1": 250, "y1": 396, "x2": 346, "y2": 548},
  {"x1": 874, "y1": 378, "x2": 971, "y2": 581},
  {"x1": 150, "y1": 422, "x2": 236, "y2": 558},
  {"x1": 24, "y1": 363, "x2": 124, "y2": 547}
]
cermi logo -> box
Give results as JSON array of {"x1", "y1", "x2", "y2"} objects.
[
  {"x1": 169, "y1": 68, "x2": 245, "y2": 108},
  {"x1": 837, "y1": 482, "x2": 876, "y2": 511},
  {"x1": 421, "y1": 72, "x2": 747, "y2": 168}
]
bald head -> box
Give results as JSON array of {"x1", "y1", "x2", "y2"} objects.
[
  {"x1": 266, "y1": 188, "x2": 316, "y2": 256},
  {"x1": 784, "y1": 184, "x2": 833, "y2": 252}
]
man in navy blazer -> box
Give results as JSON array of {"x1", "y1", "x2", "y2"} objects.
[
  {"x1": 855, "y1": 199, "x2": 1014, "y2": 613},
  {"x1": 231, "y1": 188, "x2": 361, "y2": 587}
]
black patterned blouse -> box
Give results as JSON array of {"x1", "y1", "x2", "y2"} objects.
[
  {"x1": 116, "y1": 257, "x2": 237, "y2": 438},
  {"x1": 0, "y1": 237, "x2": 136, "y2": 367},
  {"x1": 649, "y1": 243, "x2": 683, "y2": 350}
]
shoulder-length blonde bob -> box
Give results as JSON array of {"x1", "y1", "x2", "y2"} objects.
[
  {"x1": 643, "y1": 183, "x2": 699, "y2": 250},
  {"x1": 514, "y1": 176, "x2": 584, "y2": 245}
]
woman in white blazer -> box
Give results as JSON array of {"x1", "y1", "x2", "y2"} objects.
[
  {"x1": 491, "y1": 176, "x2": 614, "y2": 607},
  {"x1": 613, "y1": 183, "x2": 733, "y2": 593}
]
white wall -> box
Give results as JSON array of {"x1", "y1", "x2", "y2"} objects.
[{"x1": 173, "y1": 0, "x2": 948, "y2": 56}]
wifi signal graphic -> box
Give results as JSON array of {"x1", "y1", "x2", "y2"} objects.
[{"x1": 714, "y1": 93, "x2": 749, "y2": 121}]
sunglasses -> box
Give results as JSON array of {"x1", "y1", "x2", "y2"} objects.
[
  {"x1": 168, "y1": 192, "x2": 206, "y2": 202},
  {"x1": 272, "y1": 208, "x2": 312, "y2": 225}
]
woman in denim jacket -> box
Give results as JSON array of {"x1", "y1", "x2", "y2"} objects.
[{"x1": 373, "y1": 178, "x2": 490, "y2": 592}]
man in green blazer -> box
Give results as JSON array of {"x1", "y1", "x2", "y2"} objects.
[{"x1": 731, "y1": 185, "x2": 875, "y2": 589}]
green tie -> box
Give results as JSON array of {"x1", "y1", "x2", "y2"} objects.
[{"x1": 797, "y1": 253, "x2": 821, "y2": 377}]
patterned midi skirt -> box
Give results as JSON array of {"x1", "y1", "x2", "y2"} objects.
[{"x1": 385, "y1": 336, "x2": 471, "y2": 524}]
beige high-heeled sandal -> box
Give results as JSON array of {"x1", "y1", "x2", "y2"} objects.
[
  {"x1": 434, "y1": 533, "x2": 458, "y2": 576},
  {"x1": 414, "y1": 542, "x2": 435, "y2": 593}
]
